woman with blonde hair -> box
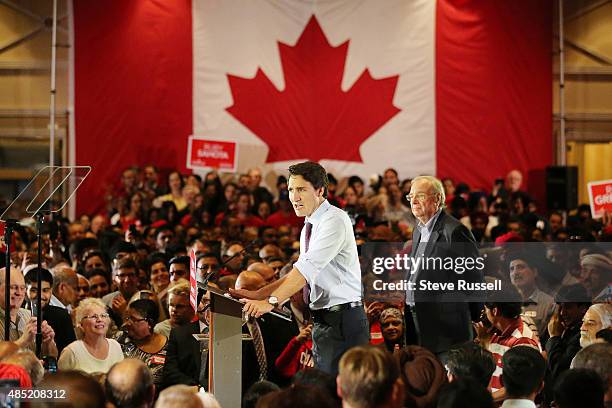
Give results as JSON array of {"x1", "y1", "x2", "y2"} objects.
[{"x1": 58, "y1": 298, "x2": 124, "y2": 373}]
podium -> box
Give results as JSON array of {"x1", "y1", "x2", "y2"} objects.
[
  {"x1": 206, "y1": 287, "x2": 245, "y2": 408},
  {"x1": 195, "y1": 285, "x2": 292, "y2": 406}
]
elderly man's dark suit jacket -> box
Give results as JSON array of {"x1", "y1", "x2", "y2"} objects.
[{"x1": 408, "y1": 211, "x2": 483, "y2": 353}]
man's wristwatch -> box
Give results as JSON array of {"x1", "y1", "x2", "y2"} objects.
[{"x1": 268, "y1": 296, "x2": 279, "y2": 307}]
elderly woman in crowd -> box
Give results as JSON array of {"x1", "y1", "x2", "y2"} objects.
[
  {"x1": 58, "y1": 298, "x2": 124, "y2": 373},
  {"x1": 114, "y1": 298, "x2": 168, "y2": 385}
]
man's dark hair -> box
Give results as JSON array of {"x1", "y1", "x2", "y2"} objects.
[
  {"x1": 69, "y1": 238, "x2": 100, "y2": 262},
  {"x1": 554, "y1": 284, "x2": 591, "y2": 306},
  {"x1": 115, "y1": 257, "x2": 137, "y2": 272},
  {"x1": 169, "y1": 255, "x2": 190, "y2": 268},
  {"x1": 293, "y1": 368, "x2": 339, "y2": 405},
  {"x1": 146, "y1": 252, "x2": 169, "y2": 272},
  {"x1": 85, "y1": 267, "x2": 110, "y2": 283},
  {"x1": 155, "y1": 225, "x2": 174, "y2": 238},
  {"x1": 485, "y1": 285, "x2": 523, "y2": 319},
  {"x1": 256, "y1": 384, "x2": 335, "y2": 408},
  {"x1": 437, "y1": 377, "x2": 494, "y2": 408},
  {"x1": 553, "y1": 369, "x2": 604, "y2": 408},
  {"x1": 446, "y1": 343, "x2": 496, "y2": 388},
  {"x1": 288, "y1": 161, "x2": 329, "y2": 196},
  {"x1": 111, "y1": 241, "x2": 137, "y2": 260},
  {"x1": 348, "y1": 175, "x2": 363, "y2": 185},
  {"x1": 165, "y1": 243, "x2": 186, "y2": 258},
  {"x1": 242, "y1": 380, "x2": 280, "y2": 408},
  {"x1": 24, "y1": 267, "x2": 54, "y2": 286},
  {"x1": 106, "y1": 359, "x2": 154, "y2": 408},
  {"x1": 82, "y1": 249, "x2": 106, "y2": 264},
  {"x1": 501, "y1": 346, "x2": 545, "y2": 398},
  {"x1": 198, "y1": 252, "x2": 221, "y2": 264}
]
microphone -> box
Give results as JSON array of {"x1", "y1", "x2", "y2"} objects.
[
  {"x1": 220, "y1": 238, "x2": 261, "y2": 267},
  {"x1": 195, "y1": 238, "x2": 262, "y2": 304},
  {"x1": 200, "y1": 238, "x2": 261, "y2": 285}
]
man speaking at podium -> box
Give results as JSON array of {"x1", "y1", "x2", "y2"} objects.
[{"x1": 233, "y1": 161, "x2": 369, "y2": 375}]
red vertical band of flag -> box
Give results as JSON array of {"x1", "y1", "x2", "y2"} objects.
[
  {"x1": 73, "y1": 0, "x2": 192, "y2": 215},
  {"x1": 436, "y1": 0, "x2": 553, "y2": 199}
]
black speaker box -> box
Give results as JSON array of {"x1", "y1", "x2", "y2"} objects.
[{"x1": 546, "y1": 166, "x2": 578, "y2": 210}]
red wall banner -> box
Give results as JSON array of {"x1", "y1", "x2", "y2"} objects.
[{"x1": 73, "y1": 0, "x2": 192, "y2": 215}]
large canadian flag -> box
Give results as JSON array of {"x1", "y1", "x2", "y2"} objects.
[
  {"x1": 194, "y1": 1, "x2": 436, "y2": 179},
  {"x1": 73, "y1": 0, "x2": 552, "y2": 215}
]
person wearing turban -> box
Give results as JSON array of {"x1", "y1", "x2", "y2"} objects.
[{"x1": 580, "y1": 254, "x2": 612, "y2": 303}]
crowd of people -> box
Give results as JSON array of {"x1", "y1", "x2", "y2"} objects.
[{"x1": 0, "y1": 164, "x2": 610, "y2": 408}]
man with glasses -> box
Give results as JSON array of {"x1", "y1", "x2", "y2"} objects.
[
  {"x1": 0, "y1": 267, "x2": 58, "y2": 357},
  {"x1": 222, "y1": 244, "x2": 244, "y2": 276},
  {"x1": 403, "y1": 176, "x2": 482, "y2": 362},
  {"x1": 196, "y1": 253, "x2": 221, "y2": 282},
  {"x1": 103, "y1": 258, "x2": 140, "y2": 326}
]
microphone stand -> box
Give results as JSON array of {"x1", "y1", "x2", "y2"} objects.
[
  {"x1": 3, "y1": 219, "x2": 17, "y2": 341},
  {"x1": 35, "y1": 212, "x2": 45, "y2": 357}
]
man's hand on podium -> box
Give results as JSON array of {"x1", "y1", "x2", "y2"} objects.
[
  {"x1": 242, "y1": 299, "x2": 274, "y2": 319},
  {"x1": 229, "y1": 287, "x2": 266, "y2": 300}
]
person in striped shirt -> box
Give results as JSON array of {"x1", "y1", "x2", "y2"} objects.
[{"x1": 474, "y1": 285, "x2": 541, "y2": 402}]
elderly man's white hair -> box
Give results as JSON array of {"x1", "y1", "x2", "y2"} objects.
[
  {"x1": 411, "y1": 175, "x2": 446, "y2": 209},
  {"x1": 588, "y1": 303, "x2": 612, "y2": 330}
]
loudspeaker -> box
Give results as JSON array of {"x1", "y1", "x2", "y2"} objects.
[{"x1": 546, "y1": 166, "x2": 578, "y2": 210}]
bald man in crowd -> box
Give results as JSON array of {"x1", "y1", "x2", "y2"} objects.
[
  {"x1": 106, "y1": 359, "x2": 155, "y2": 408},
  {"x1": 247, "y1": 262, "x2": 277, "y2": 284},
  {"x1": 236, "y1": 271, "x2": 267, "y2": 291}
]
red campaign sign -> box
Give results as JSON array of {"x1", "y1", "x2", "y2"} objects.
[
  {"x1": 189, "y1": 248, "x2": 198, "y2": 311},
  {"x1": 187, "y1": 137, "x2": 237, "y2": 172},
  {"x1": 587, "y1": 179, "x2": 612, "y2": 219}
]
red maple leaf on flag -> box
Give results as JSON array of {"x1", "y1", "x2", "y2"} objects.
[{"x1": 226, "y1": 16, "x2": 401, "y2": 163}]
